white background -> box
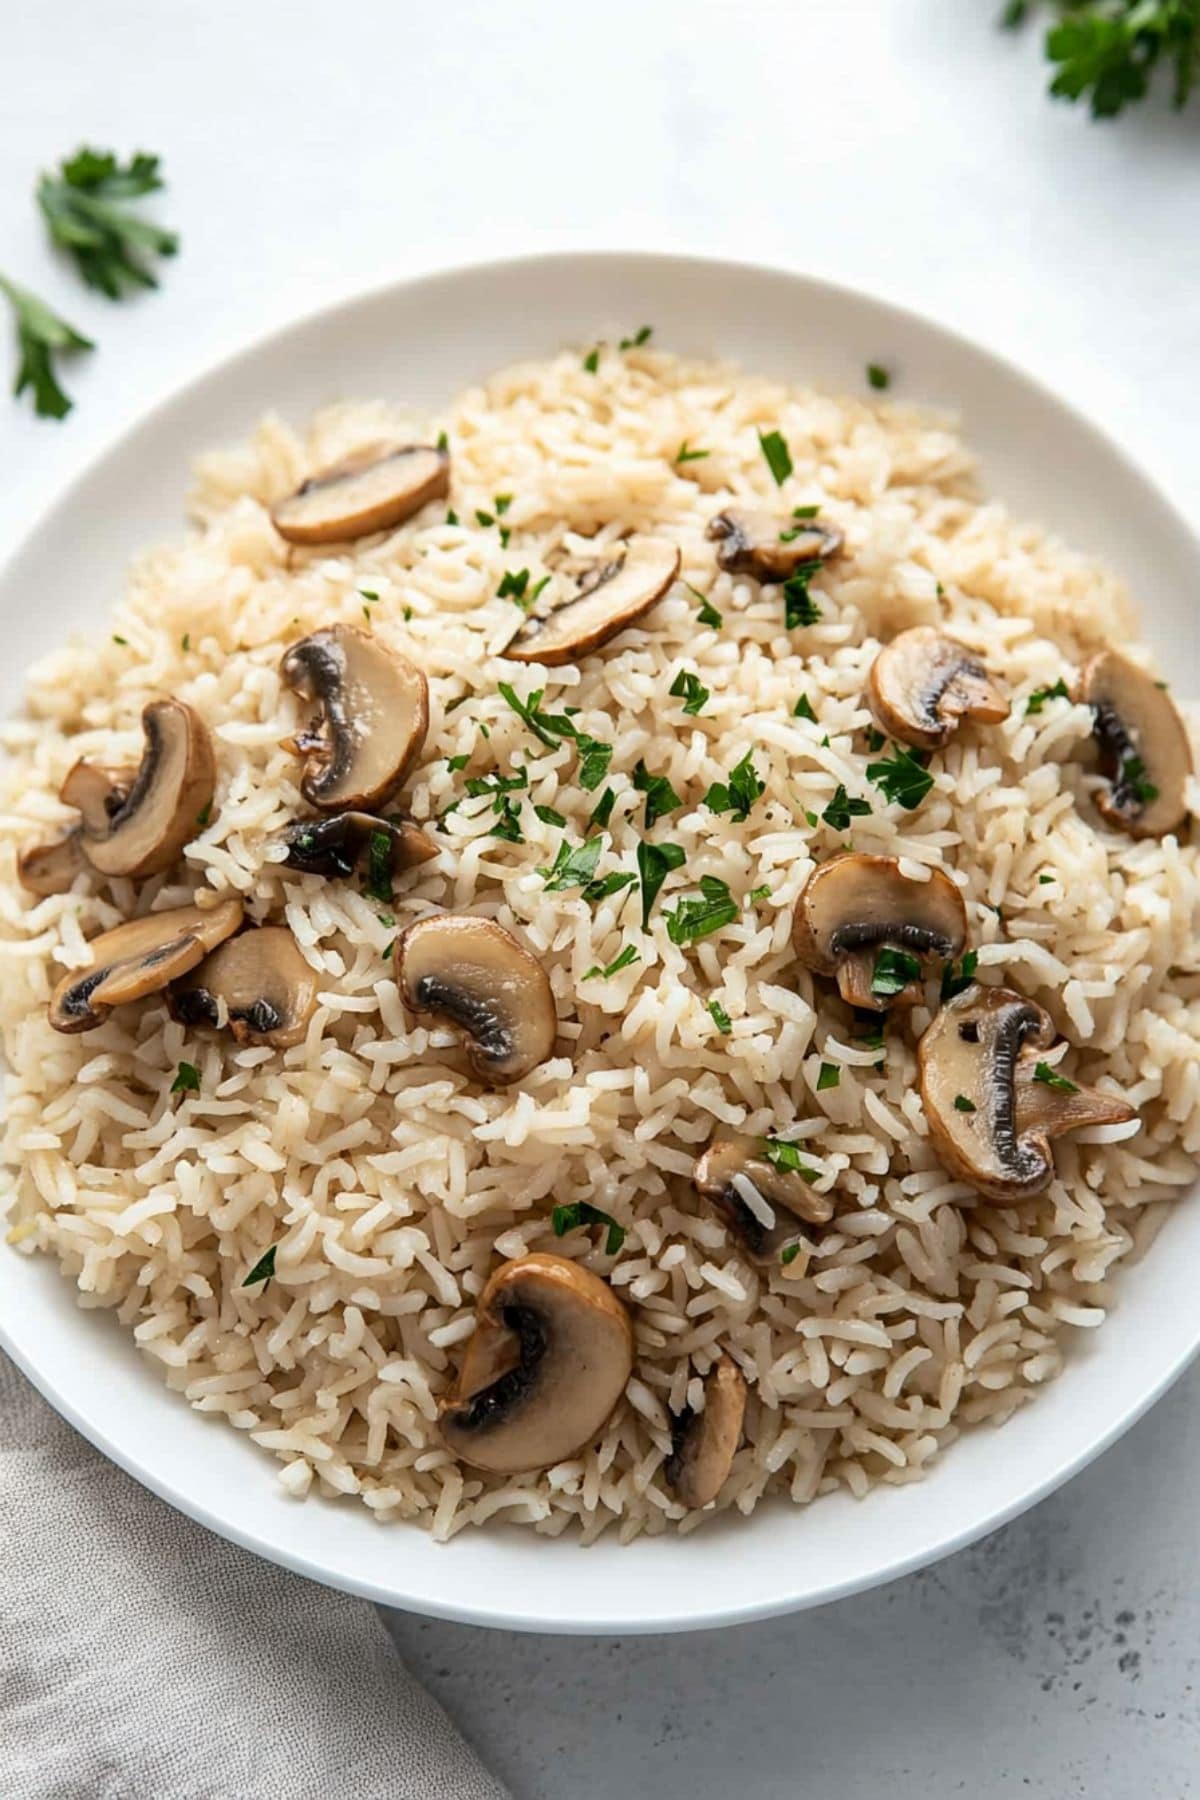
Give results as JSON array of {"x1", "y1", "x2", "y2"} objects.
[{"x1": 5, "y1": 2, "x2": 1200, "y2": 1794}]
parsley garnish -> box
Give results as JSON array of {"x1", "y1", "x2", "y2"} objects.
[
  {"x1": 490, "y1": 800, "x2": 524, "y2": 843},
  {"x1": 664, "y1": 875, "x2": 739, "y2": 945},
  {"x1": 1033, "y1": 1061, "x2": 1079, "y2": 1093},
  {"x1": 195, "y1": 801, "x2": 212, "y2": 828},
  {"x1": 758, "y1": 428, "x2": 793, "y2": 486},
  {"x1": 637, "y1": 840, "x2": 685, "y2": 927},
  {"x1": 619, "y1": 325, "x2": 653, "y2": 348},
  {"x1": 552, "y1": 1200, "x2": 626, "y2": 1255},
  {"x1": 576, "y1": 734, "x2": 613, "y2": 790},
  {"x1": 780, "y1": 1242, "x2": 803, "y2": 1266},
  {"x1": 761, "y1": 1139, "x2": 819, "y2": 1180},
  {"x1": 954, "y1": 1094, "x2": 977, "y2": 1113},
  {"x1": 1119, "y1": 752, "x2": 1159, "y2": 806},
  {"x1": 867, "y1": 746, "x2": 934, "y2": 810},
  {"x1": 436, "y1": 430, "x2": 449, "y2": 452},
  {"x1": 588, "y1": 786, "x2": 616, "y2": 831},
  {"x1": 494, "y1": 493, "x2": 513, "y2": 515},
  {"x1": 170, "y1": 1061, "x2": 201, "y2": 1095},
  {"x1": 707, "y1": 998, "x2": 733, "y2": 1034},
  {"x1": 1039, "y1": 873, "x2": 1055, "y2": 885},
  {"x1": 793, "y1": 693, "x2": 817, "y2": 722},
  {"x1": 816, "y1": 1062, "x2": 840, "y2": 1091},
  {"x1": 583, "y1": 346, "x2": 601, "y2": 372},
  {"x1": 534, "y1": 803, "x2": 567, "y2": 828},
  {"x1": 669, "y1": 668, "x2": 710, "y2": 715},
  {"x1": 37, "y1": 148, "x2": 178, "y2": 297},
  {"x1": 112, "y1": 634, "x2": 128, "y2": 646},
  {"x1": 181, "y1": 633, "x2": 190, "y2": 651},
  {"x1": 0, "y1": 276, "x2": 94, "y2": 418},
  {"x1": 871, "y1": 947, "x2": 922, "y2": 997},
  {"x1": 821, "y1": 785, "x2": 871, "y2": 832},
  {"x1": 804, "y1": 809, "x2": 819, "y2": 828},
  {"x1": 940, "y1": 949, "x2": 979, "y2": 1002},
  {"x1": 864, "y1": 726, "x2": 886, "y2": 753},
  {"x1": 242, "y1": 1245, "x2": 277, "y2": 1288},
  {"x1": 446, "y1": 508, "x2": 459, "y2": 526},
  {"x1": 783, "y1": 563, "x2": 823, "y2": 629},
  {"x1": 632, "y1": 760, "x2": 682, "y2": 829},
  {"x1": 497, "y1": 681, "x2": 573, "y2": 748},
  {"x1": 582, "y1": 870, "x2": 637, "y2": 905},
  {"x1": 582, "y1": 944, "x2": 641, "y2": 980},
  {"x1": 1025, "y1": 678, "x2": 1070, "y2": 715},
  {"x1": 866, "y1": 363, "x2": 890, "y2": 391},
  {"x1": 688, "y1": 583, "x2": 722, "y2": 629},
  {"x1": 539, "y1": 836, "x2": 603, "y2": 891},
  {"x1": 1004, "y1": 0, "x2": 1199, "y2": 120},
  {"x1": 748, "y1": 884, "x2": 770, "y2": 904},
  {"x1": 497, "y1": 567, "x2": 530, "y2": 602},
  {"x1": 675, "y1": 441, "x2": 709, "y2": 463},
  {"x1": 704, "y1": 751, "x2": 764, "y2": 822},
  {"x1": 446, "y1": 753, "x2": 470, "y2": 773},
  {"x1": 791, "y1": 504, "x2": 821, "y2": 520}
]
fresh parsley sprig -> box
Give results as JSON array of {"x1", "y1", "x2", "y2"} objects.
[
  {"x1": 552, "y1": 1200, "x2": 626, "y2": 1255},
  {"x1": 704, "y1": 751, "x2": 764, "y2": 823},
  {"x1": 0, "y1": 276, "x2": 93, "y2": 418},
  {"x1": 664, "y1": 875, "x2": 740, "y2": 946},
  {"x1": 38, "y1": 148, "x2": 178, "y2": 297},
  {"x1": 1003, "y1": 1, "x2": 1199, "y2": 119},
  {"x1": 867, "y1": 746, "x2": 934, "y2": 811}
]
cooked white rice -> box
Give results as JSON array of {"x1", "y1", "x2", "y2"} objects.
[{"x1": 2, "y1": 343, "x2": 1198, "y2": 1543}]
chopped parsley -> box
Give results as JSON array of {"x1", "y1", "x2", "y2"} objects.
[
  {"x1": 489, "y1": 800, "x2": 524, "y2": 843},
  {"x1": 1039, "y1": 873, "x2": 1055, "y2": 885},
  {"x1": 748, "y1": 884, "x2": 771, "y2": 904},
  {"x1": 497, "y1": 681, "x2": 578, "y2": 749},
  {"x1": 112, "y1": 634, "x2": 128, "y2": 646},
  {"x1": 1025, "y1": 678, "x2": 1070, "y2": 716},
  {"x1": 195, "y1": 802, "x2": 212, "y2": 828},
  {"x1": 539, "y1": 836, "x2": 603, "y2": 891},
  {"x1": 669, "y1": 668, "x2": 710, "y2": 715},
  {"x1": 867, "y1": 746, "x2": 934, "y2": 810},
  {"x1": 365, "y1": 830, "x2": 393, "y2": 902},
  {"x1": 497, "y1": 567, "x2": 531, "y2": 602},
  {"x1": 707, "y1": 998, "x2": 733, "y2": 1034},
  {"x1": 583, "y1": 346, "x2": 601, "y2": 372},
  {"x1": 704, "y1": 751, "x2": 764, "y2": 823},
  {"x1": 1033, "y1": 1062, "x2": 1079, "y2": 1094},
  {"x1": 793, "y1": 693, "x2": 817, "y2": 722},
  {"x1": 761, "y1": 1138, "x2": 819, "y2": 1180},
  {"x1": 588, "y1": 786, "x2": 616, "y2": 831},
  {"x1": 637, "y1": 839, "x2": 685, "y2": 927},
  {"x1": 953, "y1": 1095, "x2": 977, "y2": 1113},
  {"x1": 871, "y1": 946, "x2": 922, "y2": 998},
  {"x1": 494, "y1": 494, "x2": 513, "y2": 515},
  {"x1": 1119, "y1": 752, "x2": 1159, "y2": 806},
  {"x1": 783, "y1": 564, "x2": 823, "y2": 629},
  {"x1": 689, "y1": 583, "x2": 722, "y2": 629},
  {"x1": 821, "y1": 784, "x2": 871, "y2": 832},
  {"x1": 664, "y1": 875, "x2": 740, "y2": 946},
  {"x1": 475, "y1": 508, "x2": 495, "y2": 528},
  {"x1": 552, "y1": 1200, "x2": 625, "y2": 1255},
  {"x1": 242, "y1": 1245, "x2": 277, "y2": 1288},
  {"x1": 582, "y1": 870, "x2": 637, "y2": 905},
  {"x1": 791, "y1": 504, "x2": 821, "y2": 520},
  {"x1": 633, "y1": 759, "x2": 683, "y2": 829},
  {"x1": 170, "y1": 1061, "x2": 201, "y2": 1095},
  {"x1": 780, "y1": 1242, "x2": 803, "y2": 1266},
  {"x1": 619, "y1": 325, "x2": 653, "y2": 349},
  {"x1": 464, "y1": 769, "x2": 528, "y2": 803},
  {"x1": 675, "y1": 441, "x2": 709, "y2": 464},
  {"x1": 866, "y1": 363, "x2": 891, "y2": 391},
  {"x1": 816, "y1": 1062, "x2": 840, "y2": 1092},
  {"x1": 864, "y1": 726, "x2": 886, "y2": 753},
  {"x1": 582, "y1": 944, "x2": 641, "y2": 980},
  {"x1": 181, "y1": 633, "x2": 190, "y2": 651},
  {"x1": 576, "y1": 734, "x2": 613, "y2": 791},
  {"x1": 445, "y1": 508, "x2": 459, "y2": 526},
  {"x1": 757, "y1": 428, "x2": 793, "y2": 487},
  {"x1": 940, "y1": 949, "x2": 979, "y2": 1002},
  {"x1": 436, "y1": 430, "x2": 449, "y2": 451},
  {"x1": 804, "y1": 809, "x2": 819, "y2": 828},
  {"x1": 446, "y1": 753, "x2": 470, "y2": 773},
  {"x1": 534, "y1": 803, "x2": 567, "y2": 828}
]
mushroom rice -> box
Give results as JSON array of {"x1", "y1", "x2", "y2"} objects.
[{"x1": 2, "y1": 341, "x2": 1199, "y2": 1541}]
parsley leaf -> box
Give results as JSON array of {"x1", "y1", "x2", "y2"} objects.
[
  {"x1": 1118, "y1": 752, "x2": 1159, "y2": 807},
  {"x1": 1025, "y1": 678, "x2": 1070, "y2": 716},
  {"x1": 793, "y1": 693, "x2": 817, "y2": 722},
  {"x1": 871, "y1": 947, "x2": 923, "y2": 997},
  {"x1": 758, "y1": 428, "x2": 793, "y2": 486},
  {"x1": 242, "y1": 1245, "x2": 277, "y2": 1288},
  {"x1": 365, "y1": 829, "x2": 393, "y2": 902},
  {"x1": 582, "y1": 944, "x2": 641, "y2": 980},
  {"x1": 619, "y1": 325, "x2": 653, "y2": 349},
  {"x1": 588, "y1": 786, "x2": 616, "y2": 831},
  {"x1": 490, "y1": 798, "x2": 524, "y2": 843},
  {"x1": 539, "y1": 836, "x2": 604, "y2": 891},
  {"x1": 552, "y1": 1200, "x2": 626, "y2": 1255},
  {"x1": 583, "y1": 346, "x2": 600, "y2": 372},
  {"x1": 867, "y1": 746, "x2": 934, "y2": 810},
  {"x1": 821, "y1": 784, "x2": 871, "y2": 831},
  {"x1": 780, "y1": 1242, "x2": 803, "y2": 1266},
  {"x1": 867, "y1": 362, "x2": 891, "y2": 390},
  {"x1": 576, "y1": 734, "x2": 613, "y2": 791},
  {"x1": 581, "y1": 870, "x2": 637, "y2": 905},
  {"x1": 675, "y1": 441, "x2": 709, "y2": 463},
  {"x1": 632, "y1": 759, "x2": 682, "y2": 829},
  {"x1": 1033, "y1": 1061, "x2": 1079, "y2": 1093},
  {"x1": 637, "y1": 840, "x2": 685, "y2": 928},
  {"x1": 783, "y1": 564, "x2": 823, "y2": 629},
  {"x1": 940, "y1": 949, "x2": 979, "y2": 1002},
  {"x1": 0, "y1": 275, "x2": 93, "y2": 418},
  {"x1": 1026, "y1": 0, "x2": 1200, "y2": 120},
  {"x1": 664, "y1": 875, "x2": 740, "y2": 946},
  {"x1": 497, "y1": 568, "x2": 531, "y2": 602},
  {"x1": 761, "y1": 1138, "x2": 819, "y2": 1180},
  {"x1": 707, "y1": 998, "x2": 733, "y2": 1034},
  {"x1": 669, "y1": 668, "x2": 710, "y2": 715},
  {"x1": 704, "y1": 751, "x2": 764, "y2": 822},
  {"x1": 37, "y1": 148, "x2": 178, "y2": 297},
  {"x1": 170, "y1": 1061, "x2": 201, "y2": 1095},
  {"x1": 534, "y1": 803, "x2": 566, "y2": 828},
  {"x1": 497, "y1": 681, "x2": 576, "y2": 749},
  {"x1": 688, "y1": 583, "x2": 722, "y2": 629},
  {"x1": 816, "y1": 1062, "x2": 840, "y2": 1091},
  {"x1": 953, "y1": 1095, "x2": 977, "y2": 1113}
]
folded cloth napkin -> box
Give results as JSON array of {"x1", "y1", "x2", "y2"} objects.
[{"x1": 1, "y1": 1353, "x2": 508, "y2": 1800}]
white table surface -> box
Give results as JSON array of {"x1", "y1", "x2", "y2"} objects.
[{"x1": 5, "y1": 1, "x2": 1200, "y2": 1794}]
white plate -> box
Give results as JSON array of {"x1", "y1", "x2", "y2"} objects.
[{"x1": 2, "y1": 252, "x2": 1198, "y2": 1636}]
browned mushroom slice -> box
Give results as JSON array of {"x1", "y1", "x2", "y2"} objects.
[
  {"x1": 917, "y1": 984, "x2": 1136, "y2": 1203},
  {"x1": 48, "y1": 898, "x2": 243, "y2": 1034},
  {"x1": 439, "y1": 1253, "x2": 634, "y2": 1473},
  {"x1": 18, "y1": 834, "x2": 88, "y2": 897},
  {"x1": 867, "y1": 627, "x2": 1010, "y2": 750},
  {"x1": 169, "y1": 926, "x2": 318, "y2": 1049},
  {"x1": 270, "y1": 443, "x2": 450, "y2": 545},
  {"x1": 503, "y1": 537, "x2": 680, "y2": 666},
  {"x1": 792, "y1": 853, "x2": 967, "y2": 1012},
  {"x1": 281, "y1": 625, "x2": 429, "y2": 812},
  {"x1": 66, "y1": 703, "x2": 215, "y2": 880},
  {"x1": 706, "y1": 508, "x2": 842, "y2": 584},
  {"x1": 19, "y1": 766, "x2": 136, "y2": 897},
  {"x1": 1074, "y1": 649, "x2": 1191, "y2": 839},
  {"x1": 279, "y1": 810, "x2": 437, "y2": 883},
  {"x1": 665, "y1": 1355, "x2": 747, "y2": 1509},
  {"x1": 693, "y1": 1133, "x2": 832, "y2": 1263},
  {"x1": 395, "y1": 913, "x2": 556, "y2": 1084}
]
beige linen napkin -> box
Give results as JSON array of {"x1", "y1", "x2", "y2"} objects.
[{"x1": 1, "y1": 1352, "x2": 508, "y2": 1800}]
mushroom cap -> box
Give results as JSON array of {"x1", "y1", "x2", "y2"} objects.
[
  {"x1": 439, "y1": 1252, "x2": 634, "y2": 1473},
  {"x1": 917, "y1": 983, "x2": 1137, "y2": 1203},
  {"x1": 666, "y1": 1354, "x2": 748, "y2": 1509},
  {"x1": 72, "y1": 702, "x2": 215, "y2": 880},
  {"x1": 693, "y1": 1132, "x2": 833, "y2": 1263},
  {"x1": 396, "y1": 913, "x2": 557, "y2": 1085},
  {"x1": 792, "y1": 853, "x2": 968, "y2": 1012},
  {"x1": 281, "y1": 625, "x2": 429, "y2": 812},
  {"x1": 503, "y1": 537, "x2": 680, "y2": 665},
  {"x1": 19, "y1": 833, "x2": 88, "y2": 897},
  {"x1": 270, "y1": 443, "x2": 450, "y2": 545},
  {"x1": 706, "y1": 508, "x2": 843, "y2": 584},
  {"x1": 867, "y1": 627, "x2": 1010, "y2": 750},
  {"x1": 169, "y1": 926, "x2": 318, "y2": 1049},
  {"x1": 20, "y1": 767, "x2": 136, "y2": 896},
  {"x1": 48, "y1": 898, "x2": 244, "y2": 1034},
  {"x1": 280, "y1": 810, "x2": 438, "y2": 880},
  {"x1": 1074, "y1": 649, "x2": 1191, "y2": 839}
]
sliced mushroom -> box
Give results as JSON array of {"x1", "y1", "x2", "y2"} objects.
[
  {"x1": 48, "y1": 898, "x2": 243, "y2": 1034},
  {"x1": 169, "y1": 926, "x2": 318, "y2": 1048},
  {"x1": 19, "y1": 766, "x2": 135, "y2": 897},
  {"x1": 693, "y1": 1133, "x2": 833, "y2": 1263},
  {"x1": 867, "y1": 627, "x2": 1010, "y2": 750},
  {"x1": 279, "y1": 810, "x2": 438, "y2": 881},
  {"x1": 66, "y1": 702, "x2": 216, "y2": 880},
  {"x1": 395, "y1": 913, "x2": 556, "y2": 1084},
  {"x1": 917, "y1": 984, "x2": 1136, "y2": 1203},
  {"x1": 1074, "y1": 649, "x2": 1191, "y2": 839},
  {"x1": 281, "y1": 625, "x2": 429, "y2": 812},
  {"x1": 503, "y1": 537, "x2": 680, "y2": 666},
  {"x1": 792, "y1": 853, "x2": 967, "y2": 1012},
  {"x1": 18, "y1": 834, "x2": 88, "y2": 897},
  {"x1": 665, "y1": 1355, "x2": 747, "y2": 1509},
  {"x1": 440, "y1": 1252, "x2": 634, "y2": 1473},
  {"x1": 706, "y1": 508, "x2": 842, "y2": 584},
  {"x1": 270, "y1": 443, "x2": 450, "y2": 545}
]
